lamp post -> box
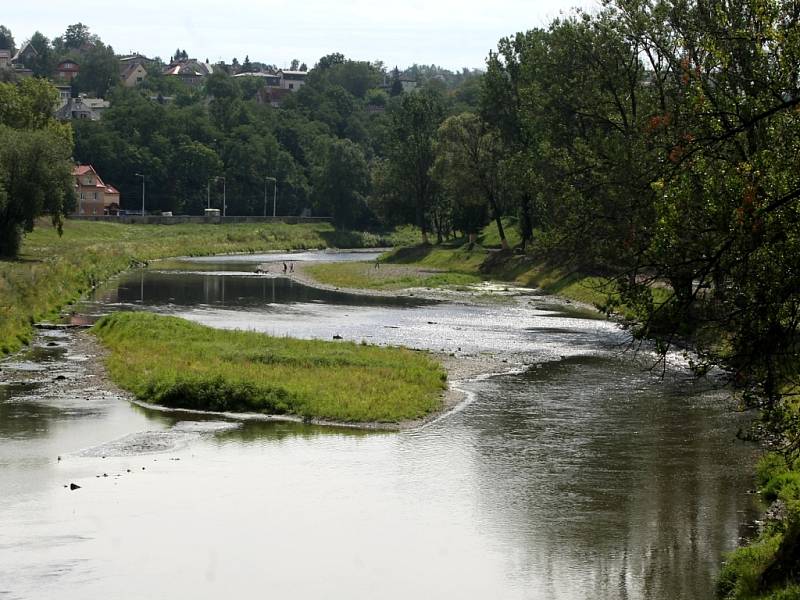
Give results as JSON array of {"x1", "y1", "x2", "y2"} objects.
[
  {"x1": 264, "y1": 176, "x2": 277, "y2": 217},
  {"x1": 210, "y1": 176, "x2": 226, "y2": 215},
  {"x1": 220, "y1": 176, "x2": 227, "y2": 217},
  {"x1": 134, "y1": 173, "x2": 145, "y2": 216}
]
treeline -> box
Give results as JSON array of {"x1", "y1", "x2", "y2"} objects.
[{"x1": 70, "y1": 54, "x2": 482, "y2": 227}]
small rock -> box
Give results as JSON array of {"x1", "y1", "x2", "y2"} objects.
[
  {"x1": 69, "y1": 483, "x2": 81, "y2": 490},
  {"x1": 102, "y1": 473, "x2": 107, "y2": 477},
  {"x1": 332, "y1": 335, "x2": 343, "y2": 340},
  {"x1": 47, "y1": 342, "x2": 58, "y2": 347},
  {"x1": 54, "y1": 375, "x2": 67, "y2": 381}
]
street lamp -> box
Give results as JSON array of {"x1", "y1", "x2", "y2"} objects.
[
  {"x1": 209, "y1": 176, "x2": 226, "y2": 215},
  {"x1": 134, "y1": 173, "x2": 145, "y2": 216},
  {"x1": 264, "y1": 176, "x2": 277, "y2": 217}
]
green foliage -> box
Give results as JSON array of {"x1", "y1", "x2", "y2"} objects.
[
  {"x1": 312, "y1": 138, "x2": 370, "y2": 228},
  {"x1": 0, "y1": 79, "x2": 75, "y2": 257},
  {"x1": 0, "y1": 25, "x2": 15, "y2": 53},
  {"x1": 93, "y1": 312, "x2": 446, "y2": 422},
  {"x1": 718, "y1": 453, "x2": 800, "y2": 599}
]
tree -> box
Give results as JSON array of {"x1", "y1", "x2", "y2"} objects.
[
  {"x1": 74, "y1": 41, "x2": 119, "y2": 97},
  {"x1": 290, "y1": 58, "x2": 300, "y2": 71},
  {"x1": 434, "y1": 113, "x2": 507, "y2": 248},
  {"x1": 316, "y1": 52, "x2": 345, "y2": 70},
  {"x1": 241, "y1": 55, "x2": 253, "y2": 73},
  {"x1": 0, "y1": 25, "x2": 15, "y2": 53},
  {"x1": 312, "y1": 138, "x2": 370, "y2": 228},
  {"x1": 23, "y1": 32, "x2": 56, "y2": 78},
  {"x1": 387, "y1": 89, "x2": 445, "y2": 243},
  {"x1": 0, "y1": 80, "x2": 74, "y2": 257},
  {"x1": 63, "y1": 23, "x2": 91, "y2": 50}
]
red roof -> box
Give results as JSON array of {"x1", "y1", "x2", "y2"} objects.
[
  {"x1": 73, "y1": 164, "x2": 108, "y2": 189},
  {"x1": 105, "y1": 185, "x2": 120, "y2": 195}
]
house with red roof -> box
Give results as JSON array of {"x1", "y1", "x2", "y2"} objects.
[{"x1": 73, "y1": 165, "x2": 120, "y2": 215}]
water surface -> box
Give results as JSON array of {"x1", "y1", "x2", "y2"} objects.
[{"x1": 0, "y1": 251, "x2": 758, "y2": 599}]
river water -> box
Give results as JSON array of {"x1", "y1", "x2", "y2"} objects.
[{"x1": 0, "y1": 251, "x2": 758, "y2": 599}]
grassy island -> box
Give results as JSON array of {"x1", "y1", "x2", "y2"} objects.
[{"x1": 93, "y1": 312, "x2": 446, "y2": 423}]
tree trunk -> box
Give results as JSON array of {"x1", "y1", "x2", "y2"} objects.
[{"x1": 488, "y1": 192, "x2": 509, "y2": 250}]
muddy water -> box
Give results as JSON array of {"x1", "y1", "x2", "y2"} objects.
[{"x1": 0, "y1": 251, "x2": 758, "y2": 599}]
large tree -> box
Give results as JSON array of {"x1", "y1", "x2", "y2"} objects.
[
  {"x1": 434, "y1": 112, "x2": 508, "y2": 248},
  {"x1": 0, "y1": 79, "x2": 74, "y2": 257},
  {"x1": 387, "y1": 89, "x2": 445, "y2": 243}
]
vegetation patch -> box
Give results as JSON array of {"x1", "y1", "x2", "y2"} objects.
[
  {"x1": 718, "y1": 453, "x2": 800, "y2": 599},
  {"x1": 304, "y1": 261, "x2": 481, "y2": 291},
  {"x1": 92, "y1": 312, "x2": 446, "y2": 423}
]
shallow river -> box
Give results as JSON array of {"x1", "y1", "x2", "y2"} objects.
[{"x1": 0, "y1": 251, "x2": 758, "y2": 599}]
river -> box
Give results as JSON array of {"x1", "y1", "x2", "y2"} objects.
[{"x1": 0, "y1": 251, "x2": 758, "y2": 599}]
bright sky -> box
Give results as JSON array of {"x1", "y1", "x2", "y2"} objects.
[{"x1": 3, "y1": 0, "x2": 599, "y2": 70}]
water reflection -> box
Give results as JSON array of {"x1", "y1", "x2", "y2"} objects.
[{"x1": 0, "y1": 254, "x2": 759, "y2": 600}]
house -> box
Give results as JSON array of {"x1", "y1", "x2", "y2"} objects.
[
  {"x1": 55, "y1": 59, "x2": 80, "y2": 81},
  {"x1": 56, "y1": 98, "x2": 105, "y2": 121},
  {"x1": 278, "y1": 70, "x2": 307, "y2": 91},
  {"x1": 163, "y1": 58, "x2": 214, "y2": 87},
  {"x1": 120, "y1": 62, "x2": 147, "y2": 87},
  {"x1": 234, "y1": 71, "x2": 282, "y2": 87},
  {"x1": 55, "y1": 85, "x2": 72, "y2": 110},
  {"x1": 72, "y1": 165, "x2": 120, "y2": 216},
  {"x1": 0, "y1": 50, "x2": 11, "y2": 69},
  {"x1": 11, "y1": 41, "x2": 37, "y2": 65}
]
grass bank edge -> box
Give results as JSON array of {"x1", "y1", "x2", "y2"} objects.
[
  {"x1": 717, "y1": 452, "x2": 800, "y2": 599},
  {"x1": 92, "y1": 312, "x2": 447, "y2": 423},
  {"x1": 0, "y1": 220, "x2": 418, "y2": 355}
]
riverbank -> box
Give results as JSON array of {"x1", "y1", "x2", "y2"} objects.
[{"x1": 0, "y1": 220, "x2": 417, "y2": 356}]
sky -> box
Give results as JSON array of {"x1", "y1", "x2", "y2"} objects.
[{"x1": 3, "y1": 0, "x2": 599, "y2": 71}]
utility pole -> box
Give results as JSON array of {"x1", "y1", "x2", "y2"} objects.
[
  {"x1": 265, "y1": 176, "x2": 276, "y2": 217},
  {"x1": 135, "y1": 173, "x2": 145, "y2": 216}
]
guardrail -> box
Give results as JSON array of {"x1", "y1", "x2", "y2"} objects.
[{"x1": 69, "y1": 215, "x2": 332, "y2": 225}]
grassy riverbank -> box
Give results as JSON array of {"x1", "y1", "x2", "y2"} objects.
[
  {"x1": 0, "y1": 220, "x2": 416, "y2": 355},
  {"x1": 93, "y1": 312, "x2": 446, "y2": 423},
  {"x1": 717, "y1": 453, "x2": 800, "y2": 599},
  {"x1": 304, "y1": 237, "x2": 630, "y2": 312}
]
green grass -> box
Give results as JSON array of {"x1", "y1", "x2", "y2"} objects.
[
  {"x1": 304, "y1": 262, "x2": 482, "y2": 291},
  {"x1": 717, "y1": 453, "x2": 800, "y2": 599},
  {"x1": 0, "y1": 220, "x2": 414, "y2": 355},
  {"x1": 93, "y1": 312, "x2": 446, "y2": 423}
]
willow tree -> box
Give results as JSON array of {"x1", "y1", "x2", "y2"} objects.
[{"x1": 0, "y1": 79, "x2": 74, "y2": 257}]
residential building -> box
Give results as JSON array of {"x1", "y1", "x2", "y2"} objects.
[
  {"x1": 163, "y1": 58, "x2": 214, "y2": 87},
  {"x1": 73, "y1": 165, "x2": 120, "y2": 216},
  {"x1": 120, "y1": 62, "x2": 147, "y2": 87},
  {"x1": 234, "y1": 71, "x2": 281, "y2": 87},
  {"x1": 56, "y1": 97, "x2": 102, "y2": 121},
  {"x1": 0, "y1": 50, "x2": 11, "y2": 69},
  {"x1": 11, "y1": 41, "x2": 37, "y2": 65},
  {"x1": 55, "y1": 59, "x2": 80, "y2": 81},
  {"x1": 55, "y1": 85, "x2": 72, "y2": 110},
  {"x1": 278, "y1": 70, "x2": 307, "y2": 91}
]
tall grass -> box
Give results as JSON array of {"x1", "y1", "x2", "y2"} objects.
[{"x1": 93, "y1": 312, "x2": 446, "y2": 423}]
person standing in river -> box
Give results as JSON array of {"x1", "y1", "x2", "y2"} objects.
[{"x1": 283, "y1": 262, "x2": 287, "y2": 274}]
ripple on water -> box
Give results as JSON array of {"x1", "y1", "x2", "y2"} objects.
[{"x1": 77, "y1": 420, "x2": 241, "y2": 457}]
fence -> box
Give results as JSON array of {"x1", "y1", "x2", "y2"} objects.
[{"x1": 69, "y1": 215, "x2": 332, "y2": 225}]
